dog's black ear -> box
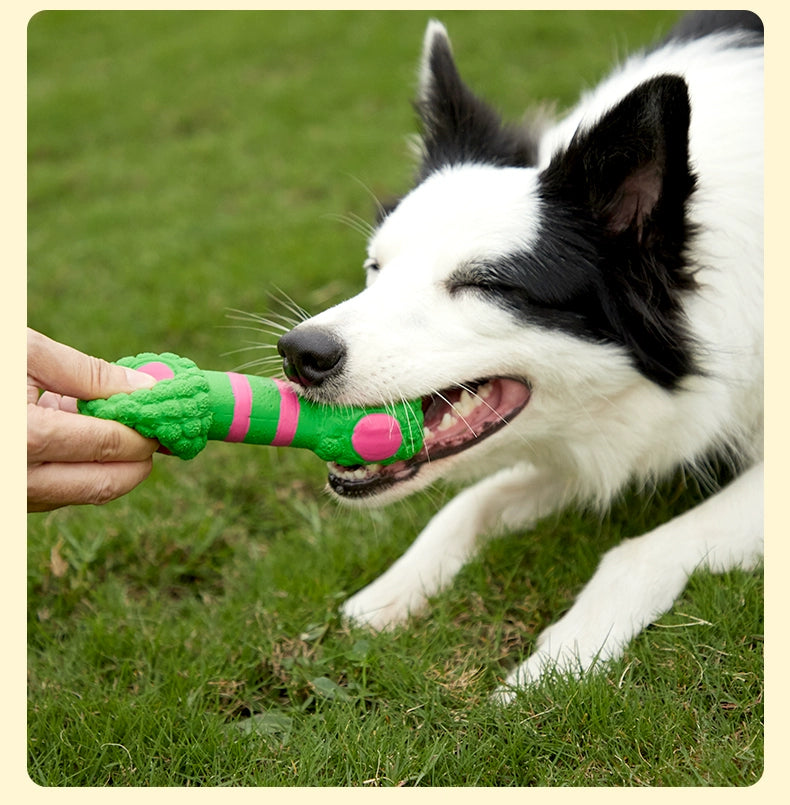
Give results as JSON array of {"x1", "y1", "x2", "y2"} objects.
[
  {"x1": 543, "y1": 75, "x2": 695, "y2": 246},
  {"x1": 415, "y1": 21, "x2": 539, "y2": 178},
  {"x1": 541, "y1": 75, "x2": 699, "y2": 389}
]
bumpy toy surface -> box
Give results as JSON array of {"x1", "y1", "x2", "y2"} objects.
[
  {"x1": 77, "y1": 352, "x2": 424, "y2": 466},
  {"x1": 78, "y1": 354, "x2": 212, "y2": 459}
]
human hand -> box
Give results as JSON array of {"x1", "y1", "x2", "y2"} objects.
[{"x1": 27, "y1": 328, "x2": 159, "y2": 512}]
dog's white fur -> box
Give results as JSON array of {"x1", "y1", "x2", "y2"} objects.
[{"x1": 288, "y1": 21, "x2": 763, "y2": 701}]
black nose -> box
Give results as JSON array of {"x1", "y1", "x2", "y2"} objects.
[{"x1": 277, "y1": 328, "x2": 347, "y2": 388}]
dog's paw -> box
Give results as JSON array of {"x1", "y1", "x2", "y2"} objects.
[
  {"x1": 340, "y1": 581, "x2": 427, "y2": 632},
  {"x1": 492, "y1": 535, "x2": 689, "y2": 703},
  {"x1": 491, "y1": 639, "x2": 597, "y2": 704}
]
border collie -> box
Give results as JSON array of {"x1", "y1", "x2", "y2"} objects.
[{"x1": 277, "y1": 11, "x2": 763, "y2": 701}]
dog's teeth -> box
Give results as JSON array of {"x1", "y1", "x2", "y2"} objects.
[
  {"x1": 455, "y1": 389, "x2": 479, "y2": 418},
  {"x1": 478, "y1": 382, "x2": 493, "y2": 399},
  {"x1": 438, "y1": 412, "x2": 456, "y2": 431},
  {"x1": 423, "y1": 426, "x2": 434, "y2": 440},
  {"x1": 332, "y1": 463, "x2": 382, "y2": 480}
]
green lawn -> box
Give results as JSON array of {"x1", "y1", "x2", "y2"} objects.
[{"x1": 27, "y1": 10, "x2": 763, "y2": 787}]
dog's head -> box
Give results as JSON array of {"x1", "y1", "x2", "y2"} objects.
[{"x1": 278, "y1": 21, "x2": 698, "y2": 505}]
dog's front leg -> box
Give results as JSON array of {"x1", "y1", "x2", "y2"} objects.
[
  {"x1": 341, "y1": 463, "x2": 568, "y2": 631},
  {"x1": 494, "y1": 460, "x2": 764, "y2": 703}
]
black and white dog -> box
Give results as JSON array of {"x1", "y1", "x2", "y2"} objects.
[{"x1": 278, "y1": 11, "x2": 763, "y2": 701}]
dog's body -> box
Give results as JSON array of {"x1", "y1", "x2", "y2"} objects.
[{"x1": 277, "y1": 11, "x2": 763, "y2": 700}]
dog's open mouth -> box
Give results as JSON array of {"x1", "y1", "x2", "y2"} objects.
[{"x1": 328, "y1": 377, "x2": 531, "y2": 499}]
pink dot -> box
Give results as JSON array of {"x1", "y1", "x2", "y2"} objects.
[
  {"x1": 351, "y1": 413, "x2": 403, "y2": 462},
  {"x1": 137, "y1": 361, "x2": 175, "y2": 381}
]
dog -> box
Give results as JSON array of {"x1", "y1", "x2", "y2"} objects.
[{"x1": 277, "y1": 11, "x2": 764, "y2": 701}]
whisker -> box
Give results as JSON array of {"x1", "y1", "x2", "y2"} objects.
[
  {"x1": 431, "y1": 388, "x2": 478, "y2": 439},
  {"x1": 225, "y1": 310, "x2": 295, "y2": 333},
  {"x1": 225, "y1": 307, "x2": 275, "y2": 323},
  {"x1": 457, "y1": 381, "x2": 539, "y2": 453},
  {"x1": 232, "y1": 310, "x2": 301, "y2": 328},
  {"x1": 346, "y1": 211, "x2": 376, "y2": 239},
  {"x1": 266, "y1": 286, "x2": 312, "y2": 323},
  {"x1": 391, "y1": 386, "x2": 423, "y2": 453},
  {"x1": 221, "y1": 321, "x2": 288, "y2": 336},
  {"x1": 221, "y1": 326, "x2": 288, "y2": 344},
  {"x1": 343, "y1": 173, "x2": 388, "y2": 223},
  {"x1": 221, "y1": 343, "x2": 280, "y2": 356},
  {"x1": 221, "y1": 293, "x2": 311, "y2": 378},
  {"x1": 321, "y1": 212, "x2": 374, "y2": 240},
  {"x1": 230, "y1": 356, "x2": 286, "y2": 374},
  {"x1": 255, "y1": 320, "x2": 291, "y2": 335},
  {"x1": 457, "y1": 382, "x2": 510, "y2": 427}
]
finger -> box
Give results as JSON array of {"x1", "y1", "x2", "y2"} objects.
[
  {"x1": 28, "y1": 404, "x2": 158, "y2": 464},
  {"x1": 27, "y1": 458, "x2": 154, "y2": 512},
  {"x1": 27, "y1": 328, "x2": 155, "y2": 400},
  {"x1": 37, "y1": 391, "x2": 78, "y2": 413}
]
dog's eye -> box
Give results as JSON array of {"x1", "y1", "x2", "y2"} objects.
[
  {"x1": 363, "y1": 257, "x2": 381, "y2": 274},
  {"x1": 450, "y1": 279, "x2": 512, "y2": 298},
  {"x1": 448, "y1": 265, "x2": 511, "y2": 296}
]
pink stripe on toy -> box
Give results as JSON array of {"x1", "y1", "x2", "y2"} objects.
[
  {"x1": 225, "y1": 372, "x2": 253, "y2": 442},
  {"x1": 272, "y1": 378, "x2": 300, "y2": 446},
  {"x1": 137, "y1": 361, "x2": 176, "y2": 381},
  {"x1": 351, "y1": 413, "x2": 403, "y2": 462}
]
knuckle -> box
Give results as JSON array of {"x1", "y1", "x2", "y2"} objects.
[
  {"x1": 26, "y1": 328, "x2": 46, "y2": 372},
  {"x1": 95, "y1": 424, "x2": 124, "y2": 462},
  {"x1": 27, "y1": 406, "x2": 55, "y2": 462},
  {"x1": 87, "y1": 356, "x2": 114, "y2": 397},
  {"x1": 88, "y1": 473, "x2": 122, "y2": 506},
  {"x1": 27, "y1": 429, "x2": 45, "y2": 462},
  {"x1": 26, "y1": 467, "x2": 51, "y2": 512},
  {"x1": 136, "y1": 456, "x2": 154, "y2": 483},
  {"x1": 89, "y1": 459, "x2": 152, "y2": 506}
]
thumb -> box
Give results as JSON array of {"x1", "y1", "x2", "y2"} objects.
[{"x1": 28, "y1": 329, "x2": 156, "y2": 400}]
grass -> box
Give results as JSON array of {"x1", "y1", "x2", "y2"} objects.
[{"x1": 27, "y1": 10, "x2": 763, "y2": 787}]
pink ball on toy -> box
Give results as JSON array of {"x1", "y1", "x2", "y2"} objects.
[
  {"x1": 138, "y1": 361, "x2": 176, "y2": 381},
  {"x1": 351, "y1": 413, "x2": 404, "y2": 462}
]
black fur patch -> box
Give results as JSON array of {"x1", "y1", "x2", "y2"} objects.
[
  {"x1": 663, "y1": 9, "x2": 763, "y2": 45},
  {"x1": 415, "y1": 29, "x2": 540, "y2": 180},
  {"x1": 450, "y1": 75, "x2": 700, "y2": 390},
  {"x1": 539, "y1": 75, "x2": 698, "y2": 389}
]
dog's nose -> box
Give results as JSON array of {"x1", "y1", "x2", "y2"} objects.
[{"x1": 277, "y1": 327, "x2": 347, "y2": 388}]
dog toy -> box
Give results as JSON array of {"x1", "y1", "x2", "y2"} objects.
[{"x1": 77, "y1": 352, "x2": 424, "y2": 465}]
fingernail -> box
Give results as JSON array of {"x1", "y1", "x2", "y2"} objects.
[{"x1": 124, "y1": 367, "x2": 157, "y2": 390}]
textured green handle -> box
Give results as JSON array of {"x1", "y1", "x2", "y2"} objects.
[{"x1": 77, "y1": 352, "x2": 424, "y2": 465}]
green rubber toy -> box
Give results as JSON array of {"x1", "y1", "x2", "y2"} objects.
[{"x1": 77, "y1": 352, "x2": 424, "y2": 465}]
